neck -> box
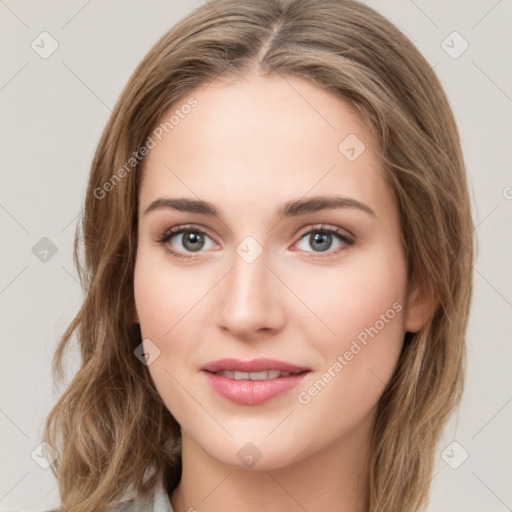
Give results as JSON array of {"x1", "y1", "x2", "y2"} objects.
[{"x1": 170, "y1": 413, "x2": 373, "y2": 512}]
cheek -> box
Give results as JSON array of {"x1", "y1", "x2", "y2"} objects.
[
  {"x1": 293, "y1": 247, "x2": 407, "y2": 431},
  {"x1": 133, "y1": 249, "x2": 206, "y2": 340},
  {"x1": 326, "y1": 259, "x2": 406, "y2": 339},
  {"x1": 288, "y1": 239, "x2": 407, "y2": 342},
  {"x1": 133, "y1": 250, "x2": 212, "y2": 411},
  {"x1": 332, "y1": 248, "x2": 407, "y2": 369}
]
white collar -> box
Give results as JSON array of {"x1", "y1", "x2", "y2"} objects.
[{"x1": 152, "y1": 471, "x2": 175, "y2": 512}]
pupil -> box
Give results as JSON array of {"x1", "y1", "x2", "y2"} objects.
[
  {"x1": 183, "y1": 232, "x2": 204, "y2": 252},
  {"x1": 311, "y1": 232, "x2": 331, "y2": 252}
]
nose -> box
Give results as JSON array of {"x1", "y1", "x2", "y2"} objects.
[{"x1": 215, "y1": 247, "x2": 286, "y2": 341}]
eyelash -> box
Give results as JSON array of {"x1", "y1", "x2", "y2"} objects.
[{"x1": 156, "y1": 223, "x2": 355, "y2": 260}]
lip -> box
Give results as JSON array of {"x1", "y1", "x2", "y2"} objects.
[
  {"x1": 200, "y1": 358, "x2": 310, "y2": 374},
  {"x1": 201, "y1": 358, "x2": 311, "y2": 406}
]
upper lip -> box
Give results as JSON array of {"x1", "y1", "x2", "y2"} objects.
[{"x1": 201, "y1": 358, "x2": 310, "y2": 374}]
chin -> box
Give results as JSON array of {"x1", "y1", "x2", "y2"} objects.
[{"x1": 192, "y1": 431, "x2": 310, "y2": 472}]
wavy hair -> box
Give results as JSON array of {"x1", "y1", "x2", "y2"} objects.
[{"x1": 43, "y1": 1, "x2": 474, "y2": 511}]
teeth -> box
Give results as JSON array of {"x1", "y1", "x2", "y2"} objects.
[{"x1": 215, "y1": 370, "x2": 292, "y2": 380}]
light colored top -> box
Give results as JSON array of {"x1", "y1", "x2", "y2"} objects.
[
  {"x1": 4, "y1": 472, "x2": 175, "y2": 512},
  {"x1": 108, "y1": 473, "x2": 175, "y2": 512}
]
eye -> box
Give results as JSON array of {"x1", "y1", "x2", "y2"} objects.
[
  {"x1": 157, "y1": 223, "x2": 355, "y2": 260},
  {"x1": 293, "y1": 224, "x2": 354, "y2": 257},
  {"x1": 157, "y1": 225, "x2": 217, "y2": 259}
]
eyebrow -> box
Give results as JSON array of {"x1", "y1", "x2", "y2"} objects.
[{"x1": 143, "y1": 195, "x2": 376, "y2": 219}]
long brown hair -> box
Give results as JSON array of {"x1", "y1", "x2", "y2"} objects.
[{"x1": 43, "y1": 1, "x2": 474, "y2": 511}]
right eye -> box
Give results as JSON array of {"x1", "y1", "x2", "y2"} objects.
[{"x1": 157, "y1": 225, "x2": 218, "y2": 259}]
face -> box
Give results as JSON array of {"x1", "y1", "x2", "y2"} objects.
[{"x1": 133, "y1": 72, "x2": 423, "y2": 470}]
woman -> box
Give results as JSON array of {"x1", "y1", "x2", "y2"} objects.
[{"x1": 43, "y1": 0, "x2": 474, "y2": 511}]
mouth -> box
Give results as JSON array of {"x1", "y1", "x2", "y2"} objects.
[
  {"x1": 207, "y1": 369, "x2": 304, "y2": 380},
  {"x1": 200, "y1": 357, "x2": 310, "y2": 374},
  {"x1": 200, "y1": 358, "x2": 311, "y2": 405}
]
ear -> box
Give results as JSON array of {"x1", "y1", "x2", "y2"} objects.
[{"x1": 404, "y1": 279, "x2": 439, "y2": 333}]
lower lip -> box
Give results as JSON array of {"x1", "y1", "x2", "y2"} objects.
[{"x1": 202, "y1": 371, "x2": 309, "y2": 405}]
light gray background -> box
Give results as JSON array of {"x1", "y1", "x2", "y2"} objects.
[{"x1": 0, "y1": 1, "x2": 511, "y2": 511}]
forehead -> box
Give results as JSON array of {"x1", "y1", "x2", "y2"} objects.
[{"x1": 139, "y1": 73, "x2": 391, "y2": 219}]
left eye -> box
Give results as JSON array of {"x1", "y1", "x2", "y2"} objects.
[{"x1": 294, "y1": 226, "x2": 354, "y2": 254}]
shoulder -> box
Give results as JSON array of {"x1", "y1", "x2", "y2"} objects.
[
  {"x1": 105, "y1": 493, "x2": 153, "y2": 511},
  {"x1": 106, "y1": 497, "x2": 139, "y2": 511},
  {"x1": 107, "y1": 478, "x2": 174, "y2": 512},
  {"x1": 30, "y1": 497, "x2": 156, "y2": 512},
  {"x1": 17, "y1": 502, "x2": 139, "y2": 512},
  {"x1": 31, "y1": 473, "x2": 174, "y2": 512}
]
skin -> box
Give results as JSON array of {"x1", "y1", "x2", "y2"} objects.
[{"x1": 133, "y1": 72, "x2": 427, "y2": 512}]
